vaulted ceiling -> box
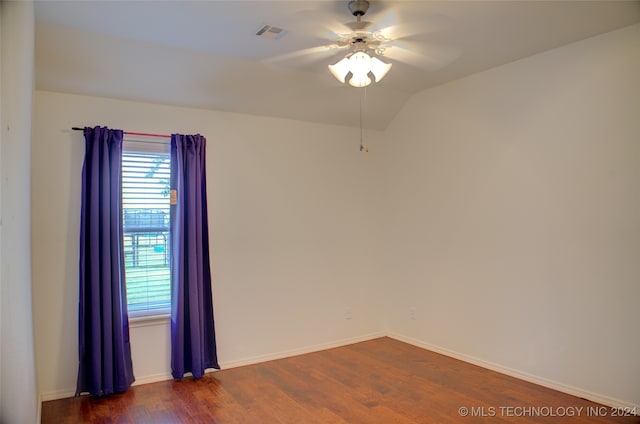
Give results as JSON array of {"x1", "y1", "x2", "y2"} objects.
[{"x1": 35, "y1": 1, "x2": 640, "y2": 130}]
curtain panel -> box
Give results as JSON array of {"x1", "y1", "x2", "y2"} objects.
[
  {"x1": 170, "y1": 133, "x2": 220, "y2": 379},
  {"x1": 76, "y1": 126, "x2": 135, "y2": 396}
]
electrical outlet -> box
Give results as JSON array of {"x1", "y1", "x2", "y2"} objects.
[
  {"x1": 409, "y1": 307, "x2": 416, "y2": 320},
  {"x1": 344, "y1": 308, "x2": 352, "y2": 320}
]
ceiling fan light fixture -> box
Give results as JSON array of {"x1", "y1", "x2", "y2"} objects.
[
  {"x1": 348, "y1": 73, "x2": 371, "y2": 87},
  {"x1": 370, "y1": 56, "x2": 392, "y2": 82},
  {"x1": 348, "y1": 51, "x2": 372, "y2": 75},
  {"x1": 329, "y1": 53, "x2": 391, "y2": 87},
  {"x1": 328, "y1": 57, "x2": 350, "y2": 83}
]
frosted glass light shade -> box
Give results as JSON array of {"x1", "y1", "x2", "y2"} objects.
[
  {"x1": 348, "y1": 52, "x2": 372, "y2": 75},
  {"x1": 349, "y1": 73, "x2": 371, "y2": 87},
  {"x1": 328, "y1": 58, "x2": 350, "y2": 83},
  {"x1": 370, "y1": 57, "x2": 392, "y2": 82}
]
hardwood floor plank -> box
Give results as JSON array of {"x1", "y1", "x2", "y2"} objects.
[
  {"x1": 315, "y1": 342, "x2": 502, "y2": 423},
  {"x1": 41, "y1": 338, "x2": 640, "y2": 423}
]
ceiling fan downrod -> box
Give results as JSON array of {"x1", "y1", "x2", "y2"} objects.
[{"x1": 348, "y1": 0, "x2": 370, "y2": 21}]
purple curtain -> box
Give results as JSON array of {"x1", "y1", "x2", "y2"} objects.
[
  {"x1": 76, "y1": 126, "x2": 134, "y2": 396},
  {"x1": 170, "y1": 134, "x2": 220, "y2": 379}
]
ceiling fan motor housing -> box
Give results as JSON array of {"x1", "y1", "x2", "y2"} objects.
[
  {"x1": 348, "y1": 0, "x2": 370, "y2": 17},
  {"x1": 351, "y1": 37, "x2": 369, "y2": 52}
]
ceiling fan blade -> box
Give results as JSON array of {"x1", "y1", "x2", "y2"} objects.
[
  {"x1": 288, "y1": 8, "x2": 354, "y2": 39},
  {"x1": 381, "y1": 42, "x2": 460, "y2": 71},
  {"x1": 262, "y1": 44, "x2": 348, "y2": 66},
  {"x1": 368, "y1": 9, "x2": 451, "y2": 40},
  {"x1": 375, "y1": 22, "x2": 433, "y2": 42}
]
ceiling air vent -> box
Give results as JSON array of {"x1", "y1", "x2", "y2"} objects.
[{"x1": 256, "y1": 25, "x2": 287, "y2": 40}]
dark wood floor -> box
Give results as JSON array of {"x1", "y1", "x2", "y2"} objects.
[{"x1": 42, "y1": 337, "x2": 639, "y2": 423}]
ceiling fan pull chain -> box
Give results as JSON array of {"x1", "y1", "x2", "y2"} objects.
[
  {"x1": 359, "y1": 86, "x2": 368, "y2": 153},
  {"x1": 359, "y1": 88, "x2": 363, "y2": 151}
]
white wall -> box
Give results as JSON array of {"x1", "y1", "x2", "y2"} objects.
[
  {"x1": 31, "y1": 91, "x2": 385, "y2": 399},
  {"x1": 383, "y1": 23, "x2": 640, "y2": 408},
  {"x1": 0, "y1": 1, "x2": 39, "y2": 423}
]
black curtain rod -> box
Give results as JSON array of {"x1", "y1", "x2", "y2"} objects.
[{"x1": 72, "y1": 127, "x2": 171, "y2": 138}]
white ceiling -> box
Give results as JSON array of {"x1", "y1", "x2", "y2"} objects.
[{"x1": 34, "y1": 1, "x2": 640, "y2": 130}]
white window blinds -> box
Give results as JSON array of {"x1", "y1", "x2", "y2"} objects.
[{"x1": 122, "y1": 141, "x2": 171, "y2": 317}]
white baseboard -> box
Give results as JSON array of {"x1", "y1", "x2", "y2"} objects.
[
  {"x1": 218, "y1": 332, "x2": 387, "y2": 370},
  {"x1": 132, "y1": 372, "x2": 173, "y2": 386},
  {"x1": 40, "y1": 374, "x2": 174, "y2": 402},
  {"x1": 40, "y1": 388, "x2": 76, "y2": 402},
  {"x1": 387, "y1": 333, "x2": 640, "y2": 412}
]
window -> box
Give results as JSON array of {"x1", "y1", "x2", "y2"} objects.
[{"x1": 122, "y1": 139, "x2": 171, "y2": 317}]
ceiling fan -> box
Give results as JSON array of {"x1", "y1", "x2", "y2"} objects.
[
  {"x1": 263, "y1": 0, "x2": 457, "y2": 88},
  {"x1": 325, "y1": 0, "x2": 394, "y2": 87}
]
